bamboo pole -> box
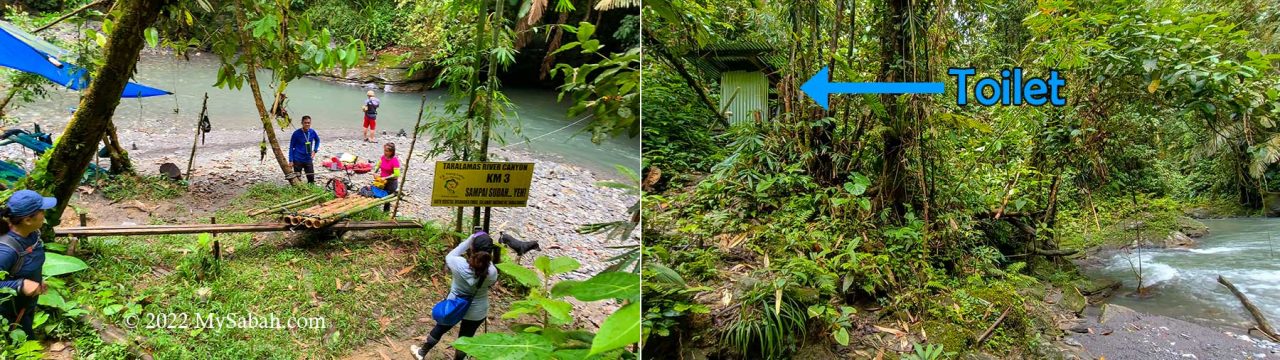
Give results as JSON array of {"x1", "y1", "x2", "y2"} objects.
[
  {"x1": 186, "y1": 92, "x2": 208, "y2": 179},
  {"x1": 306, "y1": 196, "x2": 369, "y2": 217},
  {"x1": 392, "y1": 92, "x2": 429, "y2": 218},
  {"x1": 248, "y1": 193, "x2": 326, "y2": 216},
  {"x1": 252, "y1": 195, "x2": 325, "y2": 216},
  {"x1": 299, "y1": 197, "x2": 358, "y2": 217},
  {"x1": 329, "y1": 196, "x2": 397, "y2": 221},
  {"x1": 55, "y1": 220, "x2": 423, "y2": 237}
]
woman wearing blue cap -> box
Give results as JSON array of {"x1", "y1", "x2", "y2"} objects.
[{"x1": 0, "y1": 190, "x2": 55, "y2": 334}]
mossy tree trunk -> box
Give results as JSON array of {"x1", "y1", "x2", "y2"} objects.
[
  {"x1": 876, "y1": 0, "x2": 927, "y2": 222},
  {"x1": 233, "y1": 0, "x2": 297, "y2": 185},
  {"x1": 102, "y1": 120, "x2": 135, "y2": 175},
  {"x1": 22, "y1": 0, "x2": 172, "y2": 231}
]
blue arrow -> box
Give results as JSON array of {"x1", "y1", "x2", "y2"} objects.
[{"x1": 801, "y1": 67, "x2": 945, "y2": 110}]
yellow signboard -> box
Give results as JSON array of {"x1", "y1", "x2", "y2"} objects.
[{"x1": 431, "y1": 161, "x2": 535, "y2": 207}]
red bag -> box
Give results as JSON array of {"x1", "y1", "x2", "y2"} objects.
[{"x1": 350, "y1": 162, "x2": 372, "y2": 174}]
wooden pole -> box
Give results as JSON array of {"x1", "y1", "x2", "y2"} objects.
[
  {"x1": 186, "y1": 93, "x2": 208, "y2": 179},
  {"x1": 56, "y1": 220, "x2": 423, "y2": 237},
  {"x1": 1217, "y1": 275, "x2": 1280, "y2": 342},
  {"x1": 392, "y1": 92, "x2": 429, "y2": 218},
  {"x1": 247, "y1": 192, "x2": 325, "y2": 216},
  {"x1": 210, "y1": 216, "x2": 220, "y2": 261},
  {"x1": 975, "y1": 307, "x2": 1012, "y2": 348},
  {"x1": 71, "y1": 213, "x2": 86, "y2": 255}
]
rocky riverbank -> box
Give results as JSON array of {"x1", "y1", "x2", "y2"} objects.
[{"x1": 1057, "y1": 304, "x2": 1279, "y2": 360}]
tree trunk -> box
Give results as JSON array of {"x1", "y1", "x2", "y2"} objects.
[
  {"x1": 642, "y1": 31, "x2": 727, "y2": 127},
  {"x1": 33, "y1": 0, "x2": 112, "y2": 34},
  {"x1": 23, "y1": 0, "x2": 171, "y2": 231},
  {"x1": 234, "y1": 1, "x2": 298, "y2": 185},
  {"x1": 876, "y1": 0, "x2": 922, "y2": 221},
  {"x1": 102, "y1": 120, "x2": 134, "y2": 175},
  {"x1": 0, "y1": 88, "x2": 17, "y2": 118},
  {"x1": 0, "y1": 76, "x2": 33, "y2": 118}
]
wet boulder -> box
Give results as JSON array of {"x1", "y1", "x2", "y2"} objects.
[
  {"x1": 1177, "y1": 216, "x2": 1209, "y2": 238},
  {"x1": 1164, "y1": 231, "x2": 1196, "y2": 248},
  {"x1": 1264, "y1": 192, "x2": 1280, "y2": 217}
]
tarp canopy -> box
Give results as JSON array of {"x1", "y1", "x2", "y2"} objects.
[{"x1": 0, "y1": 21, "x2": 170, "y2": 98}]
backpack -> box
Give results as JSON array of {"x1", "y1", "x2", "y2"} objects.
[{"x1": 0, "y1": 233, "x2": 32, "y2": 278}]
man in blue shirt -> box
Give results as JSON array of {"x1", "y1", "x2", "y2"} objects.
[{"x1": 289, "y1": 115, "x2": 321, "y2": 184}]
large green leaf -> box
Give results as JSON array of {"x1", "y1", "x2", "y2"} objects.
[
  {"x1": 568, "y1": 272, "x2": 639, "y2": 302},
  {"x1": 549, "y1": 257, "x2": 581, "y2": 276},
  {"x1": 37, "y1": 289, "x2": 66, "y2": 308},
  {"x1": 589, "y1": 302, "x2": 640, "y2": 356},
  {"x1": 534, "y1": 256, "x2": 582, "y2": 277},
  {"x1": 539, "y1": 298, "x2": 574, "y2": 325},
  {"x1": 144, "y1": 27, "x2": 159, "y2": 48},
  {"x1": 453, "y1": 332, "x2": 555, "y2": 360},
  {"x1": 550, "y1": 280, "x2": 583, "y2": 298},
  {"x1": 43, "y1": 253, "x2": 88, "y2": 277},
  {"x1": 497, "y1": 262, "x2": 541, "y2": 288},
  {"x1": 646, "y1": 263, "x2": 685, "y2": 286}
]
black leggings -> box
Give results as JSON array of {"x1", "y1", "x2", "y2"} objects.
[
  {"x1": 382, "y1": 178, "x2": 398, "y2": 212},
  {"x1": 422, "y1": 318, "x2": 484, "y2": 360},
  {"x1": 292, "y1": 161, "x2": 315, "y2": 183}
]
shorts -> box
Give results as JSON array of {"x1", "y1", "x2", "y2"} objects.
[{"x1": 363, "y1": 115, "x2": 377, "y2": 130}]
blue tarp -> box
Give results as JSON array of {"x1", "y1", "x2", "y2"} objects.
[{"x1": 0, "y1": 21, "x2": 170, "y2": 98}]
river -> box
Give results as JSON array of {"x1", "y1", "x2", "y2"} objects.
[
  {"x1": 5, "y1": 53, "x2": 640, "y2": 178},
  {"x1": 1084, "y1": 218, "x2": 1280, "y2": 333}
]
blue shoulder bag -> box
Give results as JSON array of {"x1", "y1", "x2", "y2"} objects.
[{"x1": 430, "y1": 294, "x2": 473, "y2": 326}]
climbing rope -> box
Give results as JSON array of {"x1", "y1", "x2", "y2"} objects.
[
  {"x1": 499, "y1": 114, "x2": 593, "y2": 150},
  {"x1": 171, "y1": 54, "x2": 180, "y2": 114}
]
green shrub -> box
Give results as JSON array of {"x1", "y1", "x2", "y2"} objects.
[{"x1": 302, "y1": 0, "x2": 404, "y2": 50}]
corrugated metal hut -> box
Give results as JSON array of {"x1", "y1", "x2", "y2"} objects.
[{"x1": 685, "y1": 41, "x2": 784, "y2": 125}]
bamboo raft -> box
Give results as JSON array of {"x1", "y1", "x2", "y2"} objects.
[{"x1": 282, "y1": 195, "x2": 399, "y2": 229}]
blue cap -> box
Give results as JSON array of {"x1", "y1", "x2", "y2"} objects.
[{"x1": 6, "y1": 190, "x2": 57, "y2": 218}]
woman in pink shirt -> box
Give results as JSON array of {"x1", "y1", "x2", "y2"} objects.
[{"x1": 374, "y1": 142, "x2": 401, "y2": 211}]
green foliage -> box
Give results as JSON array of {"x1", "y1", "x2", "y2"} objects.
[
  {"x1": 208, "y1": 0, "x2": 366, "y2": 92},
  {"x1": 640, "y1": 261, "x2": 709, "y2": 343},
  {"x1": 301, "y1": 0, "x2": 405, "y2": 50},
  {"x1": 721, "y1": 293, "x2": 807, "y2": 359},
  {"x1": 903, "y1": 343, "x2": 950, "y2": 360},
  {"x1": 97, "y1": 175, "x2": 183, "y2": 202},
  {"x1": 453, "y1": 332, "x2": 556, "y2": 359},
  {"x1": 459, "y1": 256, "x2": 640, "y2": 359},
  {"x1": 551, "y1": 22, "x2": 641, "y2": 144},
  {"x1": 176, "y1": 233, "x2": 221, "y2": 281},
  {"x1": 639, "y1": 69, "x2": 721, "y2": 174},
  {"x1": 636, "y1": 0, "x2": 1280, "y2": 356},
  {"x1": 43, "y1": 252, "x2": 88, "y2": 276}
]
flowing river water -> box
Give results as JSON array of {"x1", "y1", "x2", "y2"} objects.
[
  {"x1": 1084, "y1": 218, "x2": 1280, "y2": 333},
  {"x1": 5, "y1": 53, "x2": 640, "y2": 178}
]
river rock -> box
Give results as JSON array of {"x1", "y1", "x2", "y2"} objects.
[
  {"x1": 1119, "y1": 219, "x2": 1147, "y2": 230},
  {"x1": 1177, "y1": 217, "x2": 1209, "y2": 238},
  {"x1": 1264, "y1": 192, "x2": 1280, "y2": 217},
  {"x1": 1184, "y1": 207, "x2": 1214, "y2": 219},
  {"x1": 1164, "y1": 231, "x2": 1196, "y2": 248}
]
